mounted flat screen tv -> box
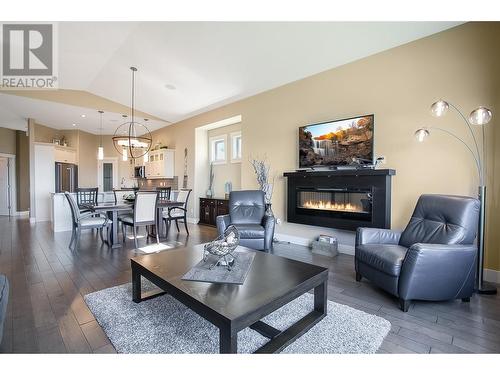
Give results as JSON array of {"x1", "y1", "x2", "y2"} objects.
[{"x1": 299, "y1": 114, "x2": 374, "y2": 168}]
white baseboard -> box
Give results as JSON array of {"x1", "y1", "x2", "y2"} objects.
[
  {"x1": 274, "y1": 233, "x2": 355, "y2": 256},
  {"x1": 484, "y1": 269, "x2": 500, "y2": 284},
  {"x1": 338, "y1": 244, "x2": 355, "y2": 256},
  {"x1": 274, "y1": 232, "x2": 310, "y2": 247},
  {"x1": 16, "y1": 211, "x2": 29, "y2": 217},
  {"x1": 187, "y1": 217, "x2": 199, "y2": 224},
  {"x1": 29, "y1": 217, "x2": 36, "y2": 224}
]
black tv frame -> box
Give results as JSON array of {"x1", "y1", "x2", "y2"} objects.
[{"x1": 298, "y1": 114, "x2": 375, "y2": 169}]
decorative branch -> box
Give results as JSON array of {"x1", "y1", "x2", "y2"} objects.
[
  {"x1": 249, "y1": 156, "x2": 275, "y2": 204},
  {"x1": 208, "y1": 162, "x2": 214, "y2": 191}
]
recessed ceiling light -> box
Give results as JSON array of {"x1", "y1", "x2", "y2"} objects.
[
  {"x1": 72, "y1": 123, "x2": 77, "y2": 127},
  {"x1": 81, "y1": 114, "x2": 86, "y2": 118},
  {"x1": 164, "y1": 84, "x2": 176, "y2": 90}
]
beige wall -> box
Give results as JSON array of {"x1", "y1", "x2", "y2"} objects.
[
  {"x1": 34, "y1": 123, "x2": 60, "y2": 144},
  {"x1": 34, "y1": 123, "x2": 78, "y2": 148},
  {"x1": 150, "y1": 22, "x2": 500, "y2": 270},
  {"x1": 487, "y1": 67, "x2": 500, "y2": 270},
  {"x1": 77, "y1": 130, "x2": 99, "y2": 187},
  {"x1": 207, "y1": 123, "x2": 242, "y2": 197},
  {"x1": 0, "y1": 127, "x2": 17, "y2": 154},
  {"x1": 60, "y1": 129, "x2": 79, "y2": 148}
]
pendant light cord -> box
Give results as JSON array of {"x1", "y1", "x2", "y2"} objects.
[
  {"x1": 98, "y1": 110, "x2": 104, "y2": 147},
  {"x1": 131, "y1": 68, "x2": 135, "y2": 123},
  {"x1": 100, "y1": 112, "x2": 102, "y2": 146}
]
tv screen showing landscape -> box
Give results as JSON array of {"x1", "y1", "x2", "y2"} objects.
[{"x1": 299, "y1": 115, "x2": 374, "y2": 168}]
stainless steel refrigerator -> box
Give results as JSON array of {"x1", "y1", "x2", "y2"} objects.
[{"x1": 55, "y1": 162, "x2": 78, "y2": 193}]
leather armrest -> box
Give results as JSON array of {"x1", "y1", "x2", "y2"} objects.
[
  {"x1": 356, "y1": 227, "x2": 402, "y2": 246},
  {"x1": 398, "y1": 243, "x2": 477, "y2": 301},
  {"x1": 216, "y1": 214, "x2": 231, "y2": 236}
]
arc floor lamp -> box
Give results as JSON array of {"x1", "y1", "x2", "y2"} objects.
[{"x1": 415, "y1": 100, "x2": 496, "y2": 295}]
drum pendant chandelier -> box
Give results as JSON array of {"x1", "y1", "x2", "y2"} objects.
[{"x1": 112, "y1": 67, "x2": 152, "y2": 160}]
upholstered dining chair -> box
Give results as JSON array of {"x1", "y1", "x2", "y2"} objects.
[
  {"x1": 355, "y1": 194, "x2": 480, "y2": 312},
  {"x1": 76, "y1": 187, "x2": 98, "y2": 214},
  {"x1": 162, "y1": 189, "x2": 192, "y2": 236},
  {"x1": 65, "y1": 192, "x2": 111, "y2": 251},
  {"x1": 113, "y1": 188, "x2": 137, "y2": 205},
  {"x1": 119, "y1": 191, "x2": 159, "y2": 249},
  {"x1": 216, "y1": 190, "x2": 275, "y2": 251}
]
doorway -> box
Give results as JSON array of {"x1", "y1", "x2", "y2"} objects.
[
  {"x1": 0, "y1": 155, "x2": 16, "y2": 216},
  {"x1": 97, "y1": 157, "x2": 118, "y2": 192}
]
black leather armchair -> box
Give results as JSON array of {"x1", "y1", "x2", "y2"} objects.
[
  {"x1": 355, "y1": 194, "x2": 479, "y2": 311},
  {"x1": 216, "y1": 190, "x2": 275, "y2": 251}
]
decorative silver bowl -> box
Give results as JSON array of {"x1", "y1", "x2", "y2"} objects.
[{"x1": 203, "y1": 225, "x2": 240, "y2": 271}]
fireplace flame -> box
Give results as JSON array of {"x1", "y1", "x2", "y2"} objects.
[{"x1": 302, "y1": 200, "x2": 361, "y2": 212}]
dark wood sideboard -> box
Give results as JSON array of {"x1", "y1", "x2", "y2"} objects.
[{"x1": 199, "y1": 197, "x2": 229, "y2": 227}]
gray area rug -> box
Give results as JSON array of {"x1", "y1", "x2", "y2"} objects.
[{"x1": 85, "y1": 281, "x2": 390, "y2": 354}]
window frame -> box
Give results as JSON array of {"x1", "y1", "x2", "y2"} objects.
[
  {"x1": 230, "y1": 131, "x2": 242, "y2": 163},
  {"x1": 209, "y1": 135, "x2": 227, "y2": 165}
]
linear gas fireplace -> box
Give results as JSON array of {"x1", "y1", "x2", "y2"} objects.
[
  {"x1": 297, "y1": 187, "x2": 372, "y2": 220},
  {"x1": 284, "y1": 169, "x2": 395, "y2": 231}
]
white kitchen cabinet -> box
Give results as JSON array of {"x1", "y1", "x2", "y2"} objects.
[
  {"x1": 145, "y1": 149, "x2": 175, "y2": 179},
  {"x1": 54, "y1": 146, "x2": 77, "y2": 164}
]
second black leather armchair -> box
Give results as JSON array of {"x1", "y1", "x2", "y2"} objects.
[{"x1": 355, "y1": 194, "x2": 479, "y2": 311}]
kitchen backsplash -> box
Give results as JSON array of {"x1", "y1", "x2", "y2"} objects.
[{"x1": 138, "y1": 176, "x2": 179, "y2": 190}]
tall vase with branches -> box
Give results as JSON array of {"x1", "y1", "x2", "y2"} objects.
[
  {"x1": 206, "y1": 162, "x2": 214, "y2": 198},
  {"x1": 250, "y1": 157, "x2": 275, "y2": 215}
]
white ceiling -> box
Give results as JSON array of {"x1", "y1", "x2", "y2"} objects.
[
  {"x1": 0, "y1": 92, "x2": 167, "y2": 134},
  {"x1": 0, "y1": 21, "x2": 462, "y2": 134}
]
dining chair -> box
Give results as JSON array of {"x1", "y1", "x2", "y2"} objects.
[
  {"x1": 113, "y1": 188, "x2": 138, "y2": 205},
  {"x1": 65, "y1": 192, "x2": 111, "y2": 251},
  {"x1": 156, "y1": 187, "x2": 171, "y2": 223},
  {"x1": 119, "y1": 191, "x2": 159, "y2": 249},
  {"x1": 76, "y1": 187, "x2": 98, "y2": 214},
  {"x1": 157, "y1": 186, "x2": 172, "y2": 200},
  {"x1": 163, "y1": 189, "x2": 192, "y2": 236}
]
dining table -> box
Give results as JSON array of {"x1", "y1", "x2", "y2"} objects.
[{"x1": 87, "y1": 199, "x2": 184, "y2": 249}]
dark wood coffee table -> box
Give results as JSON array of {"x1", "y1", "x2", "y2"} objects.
[{"x1": 131, "y1": 244, "x2": 328, "y2": 353}]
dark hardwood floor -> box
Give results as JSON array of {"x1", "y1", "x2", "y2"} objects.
[{"x1": 0, "y1": 216, "x2": 499, "y2": 354}]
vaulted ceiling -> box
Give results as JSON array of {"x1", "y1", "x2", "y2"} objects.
[{"x1": 0, "y1": 21, "x2": 461, "y2": 134}]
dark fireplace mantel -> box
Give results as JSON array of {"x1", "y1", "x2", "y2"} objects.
[{"x1": 283, "y1": 169, "x2": 395, "y2": 231}]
